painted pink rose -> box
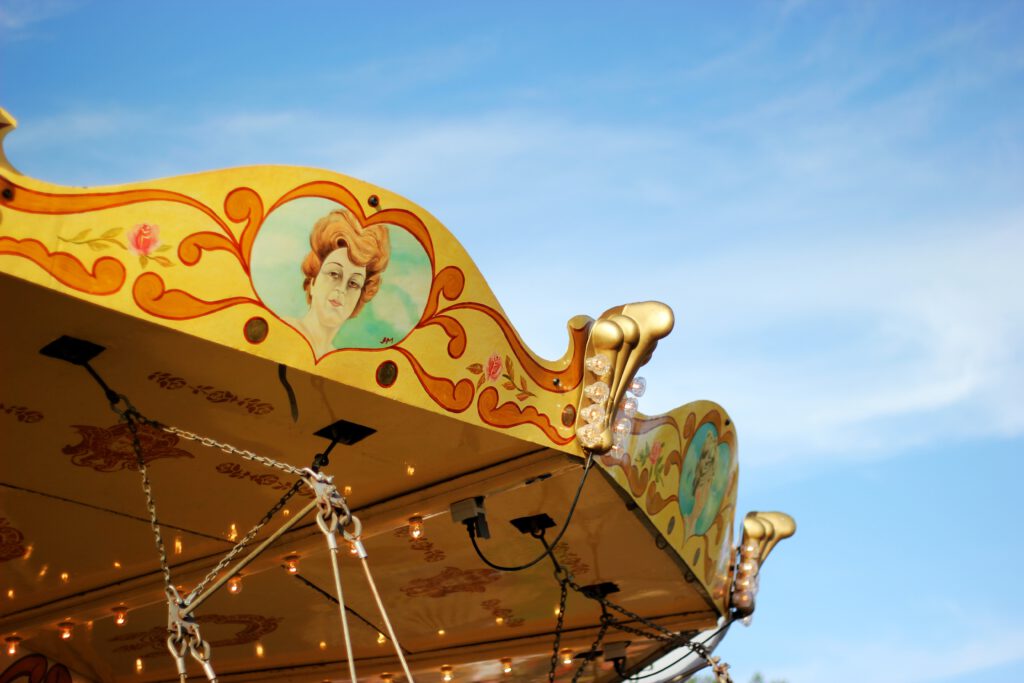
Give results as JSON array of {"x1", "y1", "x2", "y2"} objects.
[
  {"x1": 127, "y1": 223, "x2": 161, "y2": 256},
  {"x1": 648, "y1": 441, "x2": 663, "y2": 465},
  {"x1": 485, "y1": 353, "x2": 503, "y2": 381}
]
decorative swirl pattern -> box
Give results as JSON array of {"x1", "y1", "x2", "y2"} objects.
[{"x1": 0, "y1": 236, "x2": 125, "y2": 295}]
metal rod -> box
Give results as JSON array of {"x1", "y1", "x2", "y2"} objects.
[
  {"x1": 181, "y1": 499, "x2": 318, "y2": 617},
  {"x1": 327, "y1": 540, "x2": 358, "y2": 682},
  {"x1": 361, "y1": 556, "x2": 415, "y2": 682}
]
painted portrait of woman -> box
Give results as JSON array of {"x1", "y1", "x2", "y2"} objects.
[{"x1": 286, "y1": 207, "x2": 391, "y2": 358}]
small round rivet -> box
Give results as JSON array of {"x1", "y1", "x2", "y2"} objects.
[{"x1": 368, "y1": 194, "x2": 380, "y2": 208}]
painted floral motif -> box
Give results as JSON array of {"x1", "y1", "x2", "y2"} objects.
[
  {"x1": 62, "y1": 423, "x2": 193, "y2": 473},
  {"x1": 110, "y1": 613, "x2": 281, "y2": 659},
  {"x1": 58, "y1": 224, "x2": 173, "y2": 268},
  {"x1": 552, "y1": 542, "x2": 590, "y2": 577},
  {"x1": 0, "y1": 517, "x2": 27, "y2": 562},
  {"x1": 467, "y1": 353, "x2": 537, "y2": 400},
  {"x1": 399, "y1": 566, "x2": 501, "y2": 598},
  {"x1": 215, "y1": 462, "x2": 313, "y2": 498},
  {"x1": 635, "y1": 439, "x2": 668, "y2": 484},
  {"x1": 147, "y1": 371, "x2": 274, "y2": 415},
  {"x1": 481, "y1": 599, "x2": 524, "y2": 627},
  {"x1": 0, "y1": 403, "x2": 43, "y2": 423},
  {"x1": 392, "y1": 526, "x2": 446, "y2": 562}
]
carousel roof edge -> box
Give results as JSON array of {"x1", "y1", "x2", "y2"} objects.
[{"x1": 0, "y1": 105, "x2": 594, "y2": 458}]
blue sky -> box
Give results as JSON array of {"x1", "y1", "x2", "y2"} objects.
[{"x1": 3, "y1": 1, "x2": 1023, "y2": 681}]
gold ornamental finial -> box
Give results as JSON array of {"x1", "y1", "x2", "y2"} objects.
[{"x1": 574, "y1": 300, "x2": 674, "y2": 454}]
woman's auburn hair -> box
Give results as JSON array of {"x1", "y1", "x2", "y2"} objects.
[{"x1": 301, "y1": 208, "x2": 391, "y2": 317}]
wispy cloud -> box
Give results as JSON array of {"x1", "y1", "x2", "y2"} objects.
[{"x1": 0, "y1": 0, "x2": 75, "y2": 37}]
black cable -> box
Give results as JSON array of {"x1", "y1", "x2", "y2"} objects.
[
  {"x1": 626, "y1": 621, "x2": 731, "y2": 681},
  {"x1": 468, "y1": 453, "x2": 594, "y2": 572}
]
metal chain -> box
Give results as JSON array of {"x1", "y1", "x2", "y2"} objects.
[
  {"x1": 571, "y1": 614, "x2": 609, "y2": 683},
  {"x1": 123, "y1": 410, "x2": 174, "y2": 593},
  {"x1": 547, "y1": 573, "x2": 570, "y2": 682},
  {"x1": 184, "y1": 480, "x2": 303, "y2": 605},
  {"x1": 162, "y1": 425, "x2": 306, "y2": 477},
  {"x1": 568, "y1": 577, "x2": 678, "y2": 640}
]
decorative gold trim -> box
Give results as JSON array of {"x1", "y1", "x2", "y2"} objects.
[
  {"x1": 741, "y1": 510, "x2": 796, "y2": 565},
  {"x1": 575, "y1": 301, "x2": 674, "y2": 452}
]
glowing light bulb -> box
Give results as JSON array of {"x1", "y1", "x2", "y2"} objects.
[
  {"x1": 381, "y1": 675, "x2": 394, "y2": 683},
  {"x1": 440, "y1": 665, "x2": 454, "y2": 681},
  {"x1": 738, "y1": 559, "x2": 758, "y2": 576},
  {"x1": 437, "y1": 628, "x2": 446, "y2": 636},
  {"x1": 174, "y1": 536, "x2": 183, "y2": 555},
  {"x1": 408, "y1": 516, "x2": 424, "y2": 540},
  {"x1": 37, "y1": 565, "x2": 47, "y2": 579},
  {"x1": 584, "y1": 354, "x2": 611, "y2": 377},
  {"x1": 741, "y1": 541, "x2": 759, "y2": 557},
  {"x1": 60, "y1": 572, "x2": 69, "y2": 584},
  {"x1": 22, "y1": 545, "x2": 32, "y2": 560},
  {"x1": 343, "y1": 485, "x2": 352, "y2": 496},
  {"x1": 620, "y1": 396, "x2": 638, "y2": 418},
  {"x1": 349, "y1": 541, "x2": 360, "y2": 555},
  {"x1": 113, "y1": 606, "x2": 128, "y2": 626},
  {"x1": 732, "y1": 590, "x2": 754, "y2": 609},
  {"x1": 135, "y1": 658, "x2": 143, "y2": 673},
  {"x1": 227, "y1": 523, "x2": 238, "y2": 542},
  {"x1": 628, "y1": 376, "x2": 646, "y2": 397},
  {"x1": 377, "y1": 632, "x2": 386, "y2": 645},
  {"x1": 612, "y1": 417, "x2": 633, "y2": 444},
  {"x1": 405, "y1": 464, "x2": 416, "y2": 476},
  {"x1": 560, "y1": 648, "x2": 573, "y2": 665},
  {"x1": 113, "y1": 561, "x2": 122, "y2": 569},
  {"x1": 6, "y1": 589, "x2": 13, "y2": 599},
  {"x1": 554, "y1": 606, "x2": 561, "y2": 616},
  {"x1": 494, "y1": 616, "x2": 504, "y2": 625},
  {"x1": 501, "y1": 657, "x2": 512, "y2": 674},
  {"x1": 319, "y1": 641, "x2": 327, "y2": 650},
  {"x1": 576, "y1": 423, "x2": 602, "y2": 448},
  {"x1": 284, "y1": 555, "x2": 300, "y2": 574},
  {"x1": 579, "y1": 403, "x2": 606, "y2": 425},
  {"x1": 255, "y1": 642, "x2": 264, "y2": 658},
  {"x1": 6, "y1": 636, "x2": 21, "y2": 656},
  {"x1": 282, "y1": 508, "x2": 290, "y2": 518},
  {"x1": 228, "y1": 576, "x2": 243, "y2": 594},
  {"x1": 584, "y1": 381, "x2": 610, "y2": 404},
  {"x1": 58, "y1": 622, "x2": 73, "y2": 640}
]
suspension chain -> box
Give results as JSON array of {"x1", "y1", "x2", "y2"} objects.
[
  {"x1": 162, "y1": 425, "x2": 306, "y2": 477},
  {"x1": 184, "y1": 480, "x2": 303, "y2": 605},
  {"x1": 119, "y1": 404, "x2": 174, "y2": 594},
  {"x1": 571, "y1": 612, "x2": 609, "y2": 683},
  {"x1": 547, "y1": 571, "x2": 570, "y2": 682}
]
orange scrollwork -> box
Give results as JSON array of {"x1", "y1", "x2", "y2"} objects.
[
  {"x1": 394, "y1": 346, "x2": 476, "y2": 414},
  {"x1": 476, "y1": 386, "x2": 574, "y2": 445},
  {"x1": 0, "y1": 236, "x2": 126, "y2": 295},
  {"x1": 133, "y1": 272, "x2": 257, "y2": 320}
]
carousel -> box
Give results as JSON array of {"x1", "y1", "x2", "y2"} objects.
[{"x1": 0, "y1": 107, "x2": 795, "y2": 683}]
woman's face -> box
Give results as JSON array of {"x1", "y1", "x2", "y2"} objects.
[{"x1": 309, "y1": 246, "x2": 367, "y2": 330}]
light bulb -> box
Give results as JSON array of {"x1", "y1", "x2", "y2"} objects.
[
  {"x1": 135, "y1": 658, "x2": 143, "y2": 672},
  {"x1": 319, "y1": 640, "x2": 327, "y2": 650},
  {"x1": 579, "y1": 403, "x2": 606, "y2": 425},
  {"x1": 405, "y1": 464, "x2": 416, "y2": 476},
  {"x1": 6, "y1": 636, "x2": 20, "y2": 656},
  {"x1": 584, "y1": 354, "x2": 611, "y2": 377},
  {"x1": 381, "y1": 675, "x2": 394, "y2": 683},
  {"x1": 741, "y1": 541, "x2": 759, "y2": 557},
  {"x1": 584, "y1": 381, "x2": 610, "y2": 404},
  {"x1": 560, "y1": 648, "x2": 573, "y2": 665},
  {"x1": 60, "y1": 572, "x2": 69, "y2": 584},
  {"x1": 576, "y1": 423, "x2": 602, "y2": 448},
  {"x1": 377, "y1": 632, "x2": 386, "y2": 644},
  {"x1": 174, "y1": 536, "x2": 183, "y2": 555},
  {"x1": 228, "y1": 576, "x2": 243, "y2": 594},
  {"x1": 349, "y1": 541, "x2": 360, "y2": 555},
  {"x1": 628, "y1": 376, "x2": 646, "y2": 397},
  {"x1": 437, "y1": 628, "x2": 446, "y2": 636},
  {"x1": 441, "y1": 664, "x2": 454, "y2": 681},
  {"x1": 408, "y1": 516, "x2": 424, "y2": 539},
  {"x1": 255, "y1": 642, "x2": 264, "y2": 658},
  {"x1": 612, "y1": 417, "x2": 633, "y2": 445},
  {"x1": 58, "y1": 621, "x2": 73, "y2": 640},
  {"x1": 732, "y1": 590, "x2": 754, "y2": 609},
  {"x1": 621, "y1": 396, "x2": 638, "y2": 418},
  {"x1": 495, "y1": 616, "x2": 504, "y2": 625},
  {"x1": 113, "y1": 606, "x2": 128, "y2": 626},
  {"x1": 501, "y1": 657, "x2": 512, "y2": 674},
  {"x1": 734, "y1": 575, "x2": 755, "y2": 591},
  {"x1": 284, "y1": 554, "x2": 300, "y2": 574},
  {"x1": 227, "y1": 523, "x2": 238, "y2": 542},
  {"x1": 738, "y1": 559, "x2": 758, "y2": 576},
  {"x1": 742, "y1": 615, "x2": 753, "y2": 627}
]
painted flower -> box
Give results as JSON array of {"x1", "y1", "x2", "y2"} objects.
[
  {"x1": 648, "y1": 441, "x2": 663, "y2": 465},
  {"x1": 127, "y1": 223, "x2": 161, "y2": 256},
  {"x1": 485, "y1": 353, "x2": 503, "y2": 381}
]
